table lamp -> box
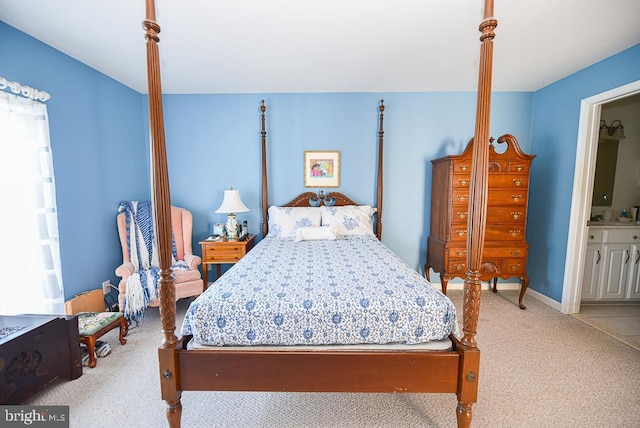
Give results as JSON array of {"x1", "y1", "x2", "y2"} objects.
[{"x1": 215, "y1": 187, "x2": 250, "y2": 239}]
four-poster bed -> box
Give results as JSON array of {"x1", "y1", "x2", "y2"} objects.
[{"x1": 144, "y1": 1, "x2": 497, "y2": 426}]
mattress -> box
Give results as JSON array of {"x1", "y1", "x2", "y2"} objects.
[
  {"x1": 180, "y1": 236, "x2": 460, "y2": 346},
  {"x1": 187, "y1": 337, "x2": 454, "y2": 351}
]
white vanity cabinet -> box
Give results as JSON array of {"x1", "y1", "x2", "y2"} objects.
[
  {"x1": 583, "y1": 225, "x2": 640, "y2": 302},
  {"x1": 626, "y1": 245, "x2": 640, "y2": 300},
  {"x1": 582, "y1": 229, "x2": 603, "y2": 300}
]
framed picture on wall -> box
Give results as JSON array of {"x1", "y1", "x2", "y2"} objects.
[{"x1": 304, "y1": 151, "x2": 340, "y2": 188}]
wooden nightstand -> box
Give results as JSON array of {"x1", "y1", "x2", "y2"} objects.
[{"x1": 200, "y1": 234, "x2": 256, "y2": 289}]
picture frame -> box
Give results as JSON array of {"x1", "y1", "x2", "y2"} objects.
[{"x1": 304, "y1": 151, "x2": 340, "y2": 188}]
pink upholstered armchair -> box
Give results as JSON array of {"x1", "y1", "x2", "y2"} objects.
[{"x1": 115, "y1": 201, "x2": 203, "y2": 320}]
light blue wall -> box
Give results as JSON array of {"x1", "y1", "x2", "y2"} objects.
[
  {"x1": 527, "y1": 44, "x2": 640, "y2": 302},
  {"x1": 1, "y1": 21, "x2": 149, "y2": 299}
]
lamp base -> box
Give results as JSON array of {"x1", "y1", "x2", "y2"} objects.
[{"x1": 225, "y1": 213, "x2": 239, "y2": 240}]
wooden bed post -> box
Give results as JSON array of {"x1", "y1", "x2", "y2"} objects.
[
  {"x1": 261, "y1": 100, "x2": 269, "y2": 238},
  {"x1": 143, "y1": 1, "x2": 183, "y2": 427},
  {"x1": 457, "y1": 0, "x2": 497, "y2": 425},
  {"x1": 376, "y1": 100, "x2": 384, "y2": 240}
]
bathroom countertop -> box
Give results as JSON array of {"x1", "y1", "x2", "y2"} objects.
[{"x1": 589, "y1": 220, "x2": 640, "y2": 227}]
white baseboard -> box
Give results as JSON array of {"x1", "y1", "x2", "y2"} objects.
[
  {"x1": 442, "y1": 281, "x2": 562, "y2": 311},
  {"x1": 525, "y1": 287, "x2": 561, "y2": 311}
]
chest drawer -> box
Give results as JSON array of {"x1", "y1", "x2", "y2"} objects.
[
  {"x1": 484, "y1": 225, "x2": 526, "y2": 241},
  {"x1": 452, "y1": 173, "x2": 529, "y2": 190},
  {"x1": 452, "y1": 206, "x2": 526, "y2": 225},
  {"x1": 452, "y1": 189, "x2": 528, "y2": 206},
  {"x1": 449, "y1": 224, "x2": 527, "y2": 242},
  {"x1": 482, "y1": 246, "x2": 528, "y2": 258},
  {"x1": 489, "y1": 174, "x2": 529, "y2": 189},
  {"x1": 447, "y1": 245, "x2": 527, "y2": 259},
  {"x1": 444, "y1": 258, "x2": 526, "y2": 278},
  {"x1": 504, "y1": 258, "x2": 527, "y2": 274}
]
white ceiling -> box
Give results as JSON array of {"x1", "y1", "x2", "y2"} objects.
[{"x1": 1, "y1": 0, "x2": 639, "y2": 94}]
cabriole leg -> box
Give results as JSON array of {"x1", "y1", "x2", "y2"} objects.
[{"x1": 519, "y1": 275, "x2": 530, "y2": 310}]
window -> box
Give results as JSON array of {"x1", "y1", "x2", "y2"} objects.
[{"x1": 0, "y1": 79, "x2": 64, "y2": 315}]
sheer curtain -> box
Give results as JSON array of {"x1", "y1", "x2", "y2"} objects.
[{"x1": 0, "y1": 80, "x2": 64, "y2": 315}]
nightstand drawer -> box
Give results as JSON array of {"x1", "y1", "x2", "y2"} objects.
[
  {"x1": 203, "y1": 244, "x2": 246, "y2": 262},
  {"x1": 200, "y1": 235, "x2": 255, "y2": 263}
]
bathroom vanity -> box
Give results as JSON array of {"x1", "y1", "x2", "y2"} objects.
[{"x1": 583, "y1": 223, "x2": 640, "y2": 301}]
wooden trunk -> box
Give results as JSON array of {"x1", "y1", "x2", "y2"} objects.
[{"x1": 0, "y1": 315, "x2": 82, "y2": 404}]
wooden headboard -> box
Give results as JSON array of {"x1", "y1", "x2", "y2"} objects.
[
  {"x1": 259, "y1": 100, "x2": 385, "y2": 240},
  {"x1": 282, "y1": 191, "x2": 360, "y2": 207}
]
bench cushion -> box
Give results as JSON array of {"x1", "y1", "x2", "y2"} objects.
[{"x1": 77, "y1": 312, "x2": 123, "y2": 336}]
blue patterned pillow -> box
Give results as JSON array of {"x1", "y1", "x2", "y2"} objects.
[
  {"x1": 267, "y1": 206, "x2": 322, "y2": 238},
  {"x1": 321, "y1": 205, "x2": 376, "y2": 236}
]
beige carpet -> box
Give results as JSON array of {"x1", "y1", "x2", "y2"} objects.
[{"x1": 25, "y1": 290, "x2": 640, "y2": 427}]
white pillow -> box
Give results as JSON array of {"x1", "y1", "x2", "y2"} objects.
[
  {"x1": 267, "y1": 206, "x2": 322, "y2": 238},
  {"x1": 295, "y1": 225, "x2": 338, "y2": 242},
  {"x1": 320, "y1": 205, "x2": 376, "y2": 236}
]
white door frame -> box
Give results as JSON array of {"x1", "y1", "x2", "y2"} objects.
[{"x1": 561, "y1": 80, "x2": 640, "y2": 314}]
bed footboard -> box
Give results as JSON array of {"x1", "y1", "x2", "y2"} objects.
[{"x1": 176, "y1": 348, "x2": 461, "y2": 393}]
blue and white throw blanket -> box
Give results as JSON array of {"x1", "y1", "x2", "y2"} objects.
[
  {"x1": 118, "y1": 201, "x2": 189, "y2": 322},
  {"x1": 181, "y1": 236, "x2": 460, "y2": 346}
]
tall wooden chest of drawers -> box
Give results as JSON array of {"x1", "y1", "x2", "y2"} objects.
[{"x1": 425, "y1": 134, "x2": 535, "y2": 309}]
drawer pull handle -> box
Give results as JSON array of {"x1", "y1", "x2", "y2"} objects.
[
  {"x1": 454, "y1": 264, "x2": 465, "y2": 271},
  {"x1": 510, "y1": 264, "x2": 521, "y2": 271},
  {"x1": 455, "y1": 250, "x2": 466, "y2": 256},
  {"x1": 459, "y1": 165, "x2": 469, "y2": 172},
  {"x1": 509, "y1": 230, "x2": 521, "y2": 237},
  {"x1": 457, "y1": 212, "x2": 468, "y2": 220},
  {"x1": 510, "y1": 250, "x2": 521, "y2": 256},
  {"x1": 457, "y1": 195, "x2": 468, "y2": 202},
  {"x1": 589, "y1": 235, "x2": 595, "y2": 239},
  {"x1": 456, "y1": 229, "x2": 467, "y2": 237},
  {"x1": 512, "y1": 178, "x2": 525, "y2": 187},
  {"x1": 514, "y1": 165, "x2": 523, "y2": 172},
  {"x1": 511, "y1": 195, "x2": 523, "y2": 202},
  {"x1": 634, "y1": 236, "x2": 638, "y2": 240},
  {"x1": 458, "y1": 178, "x2": 470, "y2": 186},
  {"x1": 511, "y1": 211, "x2": 523, "y2": 220}
]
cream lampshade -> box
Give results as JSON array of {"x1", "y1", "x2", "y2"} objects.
[{"x1": 215, "y1": 187, "x2": 250, "y2": 239}]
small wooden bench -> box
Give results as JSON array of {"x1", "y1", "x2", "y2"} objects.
[{"x1": 77, "y1": 312, "x2": 128, "y2": 368}]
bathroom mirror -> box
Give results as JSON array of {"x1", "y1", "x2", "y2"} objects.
[{"x1": 592, "y1": 140, "x2": 618, "y2": 206}]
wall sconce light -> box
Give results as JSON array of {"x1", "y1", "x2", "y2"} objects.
[
  {"x1": 599, "y1": 119, "x2": 626, "y2": 141},
  {"x1": 215, "y1": 187, "x2": 250, "y2": 239}
]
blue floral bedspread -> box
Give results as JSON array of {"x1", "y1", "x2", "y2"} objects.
[{"x1": 180, "y1": 236, "x2": 460, "y2": 346}]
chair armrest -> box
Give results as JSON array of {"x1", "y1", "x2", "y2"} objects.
[
  {"x1": 184, "y1": 254, "x2": 202, "y2": 270},
  {"x1": 115, "y1": 262, "x2": 135, "y2": 279}
]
